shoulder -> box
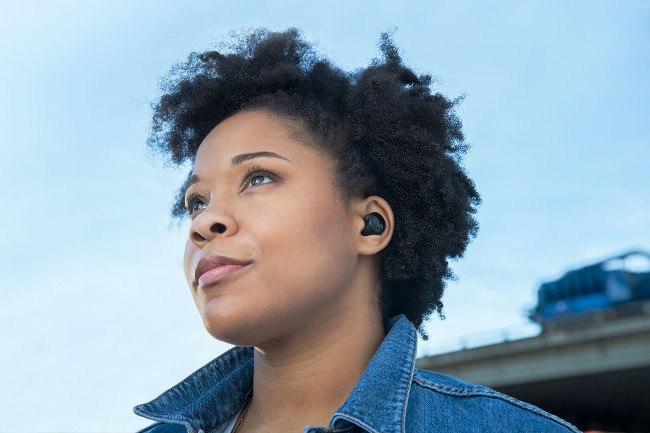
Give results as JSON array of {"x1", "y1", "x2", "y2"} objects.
[
  {"x1": 135, "y1": 422, "x2": 187, "y2": 433},
  {"x1": 408, "y1": 368, "x2": 581, "y2": 433}
]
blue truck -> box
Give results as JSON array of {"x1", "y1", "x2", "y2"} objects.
[{"x1": 528, "y1": 250, "x2": 650, "y2": 327}]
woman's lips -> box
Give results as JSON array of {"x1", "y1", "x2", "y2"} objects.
[{"x1": 197, "y1": 264, "x2": 247, "y2": 288}]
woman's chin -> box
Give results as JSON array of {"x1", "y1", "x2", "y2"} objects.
[{"x1": 200, "y1": 303, "x2": 265, "y2": 346}]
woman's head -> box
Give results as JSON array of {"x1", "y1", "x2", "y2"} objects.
[
  {"x1": 149, "y1": 28, "x2": 481, "y2": 341},
  {"x1": 182, "y1": 109, "x2": 394, "y2": 346}
]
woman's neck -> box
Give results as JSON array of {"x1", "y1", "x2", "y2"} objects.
[{"x1": 242, "y1": 301, "x2": 385, "y2": 432}]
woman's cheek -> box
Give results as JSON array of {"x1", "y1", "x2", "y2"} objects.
[{"x1": 183, "y1": 241, "x2": 198, "y2": 288}]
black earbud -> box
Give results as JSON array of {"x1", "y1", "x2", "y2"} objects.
[{"x1": 361, "y1": 212, "x2": 386, "y2": 236}]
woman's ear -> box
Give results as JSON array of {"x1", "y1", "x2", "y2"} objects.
[{"x1": 352, "y1": 195, "x2": 395, "y2": 256}]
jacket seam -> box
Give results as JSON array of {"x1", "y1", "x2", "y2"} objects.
[
  {"x1": 412, "y1": 376, "x2": 581, "y2": 432},
  {"x1": 136, "y1": 420, "x2": 194, "y2": 433},
  {"x1": 400, "y1": 328, "x2": 417, "y2": 433},
  {"x1": 133, "y1": 409, "x2": 190, "y2": 426}
]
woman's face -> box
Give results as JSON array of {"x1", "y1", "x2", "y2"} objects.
[{"x1": 183, "y1": 110, "x2": 361, "y2": 346}]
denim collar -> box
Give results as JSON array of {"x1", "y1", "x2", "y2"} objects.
[{"x1": 134, "y1": 314, "x2": 417, "y2": 433}]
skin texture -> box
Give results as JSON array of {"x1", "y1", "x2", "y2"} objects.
[{"x1": 182, "y1": 110, "x2": 395, "y2": 432}]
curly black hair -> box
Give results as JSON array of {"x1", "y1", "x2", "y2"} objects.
[{"x1": 148, "y1": 28, "x2": 481, "y2": 340}]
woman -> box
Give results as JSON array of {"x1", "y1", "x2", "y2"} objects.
[{"x1": 134, "y1": 28, "x2": 580, "y2": 433}]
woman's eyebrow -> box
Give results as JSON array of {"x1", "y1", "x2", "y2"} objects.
[
  {"x1": 185, "y1": 151, "x2": 292, "y2": 189},
  {"x1": 231, "y1": 151, "x2": 291, "y2": 165}
]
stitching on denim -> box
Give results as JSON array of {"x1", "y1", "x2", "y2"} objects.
[
  {"x1": 305, "y1": 426, "x2": 355, "y2": 433},
  {"x1": 412, "y1": 375, "x2": 487, "y2": 396},
  {"x1": 205, "y1": 384, "x2": 253, "y2": 433},
  {"x1": 132, "y1": 410, "x2": 190, "y2": 424},
  {"x1": 137, "y1": 346, "x2": 253, "y2": 430},
  {"x1": 400, "y1": 325, "x2": 417, "y2": 433},
  {"x1": 329, "y1": 317, "x2": 415, "y2": 433},
  {"x1": 146, "y1": 346, "x2": 251, "y2": 413},
  {"x1": 321, "y1": 423, "x2": 356, "y2": 432},
  {"x1": 412, "y1": 376, "x2": 581, "y2": 432},
  {"x1": 179, "y1": 346, "x2": 250, "y2": 403},
  {"x1": 132, "y1": 408, "x2": 197, "y2": 433}
]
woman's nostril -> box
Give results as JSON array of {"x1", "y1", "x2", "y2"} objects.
[
  {"x1": 210, "y1": 223, "x2": 226, "y2": 233},
  {"x1": 192, "y1": 232, "x2": 205, "y2": 243}
]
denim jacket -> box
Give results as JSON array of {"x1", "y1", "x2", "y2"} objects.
[{"x1": 133, "y1": 314, "x2": 581, "y2": 433}]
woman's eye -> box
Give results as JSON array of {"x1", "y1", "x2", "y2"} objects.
[
  {"x1": 244, "y1": 167, "x2": 278, "y2": 189},
  {"x1": 248, "y1": 174, "x2": 273, "y2": 188},
  {"x1": 183, "y1": 168, "x2": 278, "y2": 216},
  {"x1": 186, "y1": 196, "x2": 206, "y2": 214}
]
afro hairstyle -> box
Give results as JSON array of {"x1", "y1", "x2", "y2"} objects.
[{"x1": 147, "y1": 27, "x2": 481, "y2": 340}]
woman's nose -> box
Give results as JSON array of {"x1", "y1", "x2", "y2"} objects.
[{"x1": 188, "y1": 206, "x2": 238, "y2": 247}]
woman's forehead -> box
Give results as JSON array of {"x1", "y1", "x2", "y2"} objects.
[
  {"x1": 196, "y1": 112, "x2": 307, "y2": 161},
  {"x1": 193, "y1": 110, "x2": 332, "y2": 173}
]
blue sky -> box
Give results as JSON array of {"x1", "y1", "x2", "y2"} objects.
[{"x1": 1, "y1": 1, "x2": 648, "y2": 431}]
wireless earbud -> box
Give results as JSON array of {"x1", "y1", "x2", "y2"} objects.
[{"x1": 361, "y1": 212, "x2": 386, "y2": 236}]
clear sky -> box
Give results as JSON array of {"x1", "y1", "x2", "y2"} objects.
[{"x1": 1, "y1": 1, "x2": 648, "y2": 431}]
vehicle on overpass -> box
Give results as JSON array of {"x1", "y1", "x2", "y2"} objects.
[{"x1": 528, "y1": 250, "x2": 650, "y2": 327}]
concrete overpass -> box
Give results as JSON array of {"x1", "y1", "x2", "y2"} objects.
[{"x1": 416, "y1": 306, "x2": 650, "y2": 432}]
